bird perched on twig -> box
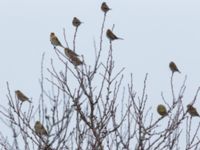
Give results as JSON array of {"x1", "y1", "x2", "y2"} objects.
[
  {"x1": 157, "y1": 104, "x2": 168, "y2": 117},
  {"x1": 72, "y1": 17, "x2": 82, "y2": 28},
  {"x1": 187, "y1": 104, "x2": 200, "y2": 117},
  {"x1": 34, "y1": 121, "x2": 48, "y2": 136},
  {"x1": 106, "y1": 29, "x2": 123, "y2": 41},
  {"x1": 101, "y1": 2, "x2": 111, "y2": 13},
  {"x1": 15, "y1": 90, "x2": 31, "y2": 103},
  {"x1": 64, "y1": 48, "x2": 79, "y2": 58},
  {"x1": 169, "y1": 61, "x2": 181, "y2": 74},
  {"x1": 50, "y1": 32, "x2": 64, "y2": 48},
  {"x1": 64, "y1": 48, "x2": 83, "y2": 66}
]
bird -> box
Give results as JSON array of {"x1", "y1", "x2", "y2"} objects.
[
  {"x1": 72, "y1": 17, "x2": 82, "y2": 28},
  {"x1": 50, "y1": 32, "x2": 63, "y2": 48},
  {"x1": 101, "y1": 2, "x2": 111, "y2": 13},
  {"x1": 64, "y1": 48, "x2": 83, "y2": 66},
  {"x1": 15, "y1": 90, "x2": 31, "y2": 103},
  {"x1": 34, "y1": 121, "x2": 48, "y2": 136},
  {"x1": 64, "y1": 48, "x2": 79, "y2": 58},
  {"x1": 187, "y1": 104, "x2": 200, "y2": 117},
  {"x1": 169, "y1": 61, "x2": 181, "y2": 73},
  {"x1": 157, "y1": 104, "x2": 168, "y2": 117},
  {"x1": 106, "y1": 29, "x2": 123, "y2": 41}
]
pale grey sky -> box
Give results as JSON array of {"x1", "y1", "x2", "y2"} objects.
[{"x1": 0, "y1": 0, "x2": 200, "y2": 148}]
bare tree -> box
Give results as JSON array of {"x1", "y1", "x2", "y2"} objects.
[{"x1": 0, "y1": 2, "x2": 200, "y2": 150}]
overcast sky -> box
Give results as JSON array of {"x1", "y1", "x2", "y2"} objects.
[{"x1": 0, "y1": 0, "x2": 200, "y2": 148}]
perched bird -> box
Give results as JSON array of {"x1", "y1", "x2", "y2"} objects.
[
  {"x1": 64, "y1": 48, "x2": 83, "y2": 66},
  {"x1": 106, "y1": 29, "x2": 123, "y2": 41},
  {"x1": 169, "y1": 61, "x2": 181, "y2": 73},
  {"x1": 187, "y1": 104, "x2": 200, "y2": 117},
  {"x1": 72, "y1": 17, "x2": 82, "y2": 27},
  {"x1": 64, "y1": 48, "x2": 79, "y2": 58},
  {"x1": 50, "y1": 32, "x2": 63, "y2": 48},
  {"x1": 101, "y1": 2, "x2": 111, "y2": 13},
  {"x1": 157, "y1": 104, "x2": 168, "y2": 117},
  {"x1": 34, "y1": 121, "x2": 48, "y2": 136},
  {"x1": 15, "y1": 90, "x2": 31, "y2": 103}
]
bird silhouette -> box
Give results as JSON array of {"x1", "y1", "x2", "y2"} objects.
[
  {"x1": 64, "y1": 48, "x2": 79, "y2": 58},
  {"x1": 101, "y1": 2, "x2": 111, "y2": 13},
  {"x1": 64, "y1": 48, "x2": 83, "y2": 66},
  {"x1": 157, "y1": 104, "x2": 168, "y2": 117},
  {"x1": 34, "y1": 121, "x2": 48, "y2": 136},
  {"x1": 169, "y1": 61, "x2": 181, "y2": 73},
  {"x1": 72, "y1": 17, "x2": 82, "y2": 27},
  {"x1": 15, "y1": 90, "x2": 31, "y2": 103},
  {"x1": 106, "y1": 29, "x2": 123, "y2": 41},
  {"x1": 187, "y1": 104, "x2": 200, "y2": 117},
  {"x1": 50, "y1": 32, "x2": 64, "y2": 48}
]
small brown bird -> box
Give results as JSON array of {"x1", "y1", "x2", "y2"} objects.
[
  {"x1": 50, "y1": 32, "x2": 63, "y2": 48},
  {"x1": 157, "y1": 104, "x2": 168, "y2": 117},
  {"x1": 64, "y1": 48, "x2": 79, "y2": 58},
  {"x1": 101, "y1": 2, "x2": 111, "y2": 13},
  {"x1": 34, "y1": 121, "x2": 48, "y2": 136},
  {"x1": 72, "y1": 17, "x2": 82, "y2": 27},
  {"x1": 64, "y1": 48, "x2": 83, "y2": 66},
  {"x1": 169, "y1": 61, "x2": 181, "y2": 73},
  {"x1": 187, "y1": 104, "x2": 200, "y2": 117},
  {"x1": 15, "y1": 90, "x2": 31, "y2": 103},
  {"x1": 106, "y1": 29, "x2": 123, "y2": 41}
]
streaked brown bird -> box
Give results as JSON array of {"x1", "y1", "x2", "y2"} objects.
[
  {"x1": 72, "y1": 17, "x2": 82, "y2": 27},
  {"x1": 169, "y1": 61, "x2": 181, "y2": 73},
  {"x1": 187, "y1": 104, "x2": 200, "y2": 117},
  {"x1": 50, "y1": 32, "x2": 63, "y2": 48},
  {"x1": 64, "y1": 48, "x2": 83, "y2": 66},
  {"x1": 101, "y1": 2, "x2": 111, "y2": 13},
  {"x1": 106, "y1": 29, "x2": 123, "y2": 41},
  {"x1": 64, "y1": 48, "x2": 79, "y2": 58},
  {"x1": 157, "y1": 104, "x2": 168, "y2": 117},
  {"x1": 34, "y1": 121, "x2": 48, "y2": 136},
  {"x1": 15, "y1": 90, "x2": 31, "y2": 103}
]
